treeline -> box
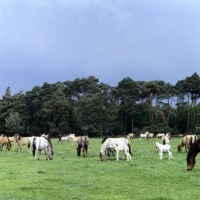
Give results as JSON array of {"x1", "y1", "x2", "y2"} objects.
[{"x1": 1, "y1": 72, "x2": 200, "y2": 137}]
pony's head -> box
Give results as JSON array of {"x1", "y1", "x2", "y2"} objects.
[
  {"x1": 187, "y1": 153, "x2": 195, "y2": 170},
  {"x1": 177, "y1": 144, "x2": 182, "y2": 151},
  {"x1": 155, "y1": 142, "x2": 159, "y2": 149},
  {"x1": 166, "y1": 133, "x2": 171, "y2": 139},
  {"x1": 186, "y1": 140, "x2": 200, "y2": 170},
  {"x1": 99, "y1": 151, "x2": 105, "y2": 161},
  {"x1": 47, "y1": 143, "x2": 53, "y2": 160}
]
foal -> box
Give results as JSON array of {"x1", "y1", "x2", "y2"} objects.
[
  {"x1": 113, "y1": 143, "x2": 132, "y2": 161},
  {"x1": 156, "y1": 142, "x2": 173, "y2": 160}
]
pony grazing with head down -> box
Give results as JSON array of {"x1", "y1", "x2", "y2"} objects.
[
  {"x1": 186, "y1": 139, "x2": 200, "y2": 170},
  {"x1": 156, "y1": 141, "x2": 173, "y2": 160},
  {"x1": 99, "y1": 138, "x2": 132, "y2": 161},
  {"x1": 76, "y1": 136, "x2": 89, "y2": 157},
  {"x1": 177, "y1": 135, "x2": 197, "y2": 152},
  {"x1": 0, "y1": 135, "x2": 12, "y2": 151},
  {"x1": 31, "y1": 136, "x2": 53, "y2": 161}
]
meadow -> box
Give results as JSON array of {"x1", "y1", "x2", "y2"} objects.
[{"x1": 0, "y1": 137, "x2": 199, "y2": 200}]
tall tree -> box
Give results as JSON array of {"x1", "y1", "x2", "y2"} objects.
[{"x1": 113, "y1": 77, "x2": 140, "y2": 133}]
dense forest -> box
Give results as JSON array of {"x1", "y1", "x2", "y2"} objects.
[{"x1": 1, "y1": 72, "x2": 200, "y2": 137}]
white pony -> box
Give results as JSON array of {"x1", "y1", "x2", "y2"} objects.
[
  {"x1": 99, "y1": 138, "x2": 132, "y2": 161},
  {"x1": 140, "y1": 131, "x2": 149, "y2": 139},
  {"x1": 113, "y1": 143, "x2": 132, "y2": 161},
  {"x1": 162, "y1": 132, "x2": 171, "y2": 145},
  {"x1": 156, "y1": 141, "x2": 173, "y2": 160},
  {"x1": 30, "y1": 137, "x2": 53, "y2": 161}
]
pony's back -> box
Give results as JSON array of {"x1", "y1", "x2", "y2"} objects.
[{"x1": 78, "y1": 136, "x2": 89, "y2": 145}]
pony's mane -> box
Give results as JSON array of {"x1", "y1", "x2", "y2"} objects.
[{"x1": 41, "y1": 136, "x2": 53, "y2": 150}]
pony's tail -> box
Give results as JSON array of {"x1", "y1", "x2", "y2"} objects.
[
  {"x1": 32, "y1": 138, "x2": 36, "y2": 156},
  {"x1": 127, "y1": 143, "x2": 132, "y2": 156}
]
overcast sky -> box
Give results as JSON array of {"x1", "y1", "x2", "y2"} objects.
[{"x1": 1, "y1": 0, "x2": 200, "y2": 97}]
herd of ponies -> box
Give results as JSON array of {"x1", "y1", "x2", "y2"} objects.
[{"x1": 0, "y1": 131, "x2": 200, "y2": 170}]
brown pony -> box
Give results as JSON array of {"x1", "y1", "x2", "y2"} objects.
[
  {"x1": 0, "y1": 136, "x2": 12, "y2": 151},
  {"x1": 186, "y1": 139, "x2": 200, "y2": 170},
  {"x1": 177, "y1": 135, "x2": 197, "y2": 152},
  {"x1": 76, "y1": 136, "x2": 89, "y2": 157}
]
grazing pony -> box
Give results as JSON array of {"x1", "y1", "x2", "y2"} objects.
[
  {"x1": 177, "y1": 135, "x2": 197, "y2": 152},
  {"x1": 0, "y1": 136, "x2": 12, "y2": 151},
  {"x1": 101, "y1": 135, "x2": 115, "y2": 158},
  {"x1": 99, "y1": 138, "x2": 132, "y2": 161},
  {"x1": 186, "y1": 139, "x2": 200, "y2": 170},
  {"x1": 156, "y1": 141, "x2": 173, "y2": 160},
  {"x1": 76, "y1": 136, "x2": 89, "y2": 157},
  {"x1": 31, "y1": 137, "x2": 53, "y2": 161}
]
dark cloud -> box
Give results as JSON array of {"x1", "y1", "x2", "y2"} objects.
[{"x1": 1, "y1": 0, "x2": 200, "y2": 96}]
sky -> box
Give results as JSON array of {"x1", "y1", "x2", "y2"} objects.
[{"x1": 1, "y1": 0, "x2": 200, "y2": 97}]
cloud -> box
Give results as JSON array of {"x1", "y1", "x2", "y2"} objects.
[{"x1": 1, "y1": 0, "x2": 200, "y2": 96}]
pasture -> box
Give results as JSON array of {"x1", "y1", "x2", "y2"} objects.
[{"x1": 0, "y1": 137, "x2": 200, "y2": 200}]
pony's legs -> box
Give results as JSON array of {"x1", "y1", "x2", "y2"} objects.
[
  {"x1": 168, "y1": 151, "x2": 173, "y2": 160},
  {"x1": 116, "y1": 150, "x2": 119, "y2": 161},
  {"x1": 159, "y1": 151, "x2": 162, "y2": 159},
  {"x1": 126, "y1": 153, "x2": 131, "y2": 161},
  {"x1": 38, "y1": 150, "x2": 42, "y2": 160},
  {"x1": 85, "y1": 147, "x2": 88, "y2": 157},
  {"x1": 44, "y1": 150, "x2": 48, "y2": 160},
  {"x1": 34, "y1": 150, "x2": 38, "y2": 160}
]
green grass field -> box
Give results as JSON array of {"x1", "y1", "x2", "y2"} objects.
[{"x1": 0, "y1": 137, "x2": 199, "y2": 200}]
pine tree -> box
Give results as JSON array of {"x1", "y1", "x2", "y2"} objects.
[{"x1": 5, "y1": 113, "x2": 24, "y2": 134}]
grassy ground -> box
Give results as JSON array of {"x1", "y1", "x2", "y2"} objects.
[{"x1": 0, "y1": 137, "x2": 199, "y2": 200}]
